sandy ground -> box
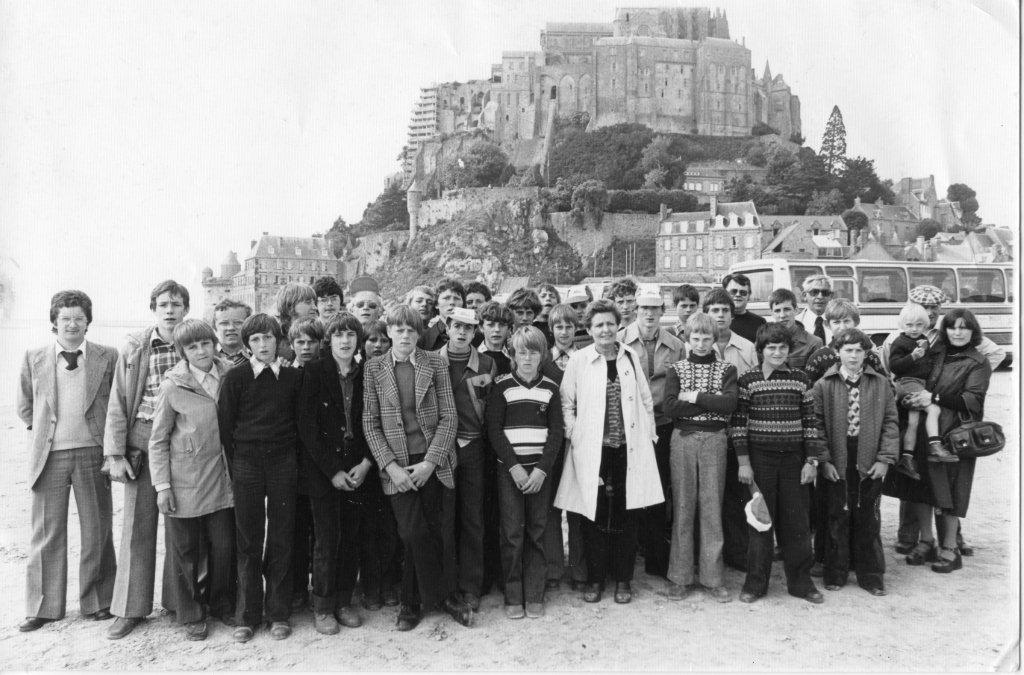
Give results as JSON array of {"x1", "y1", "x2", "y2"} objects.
[{"x1": 0, "y1": 372, "x2": 1018, "y2": 672}]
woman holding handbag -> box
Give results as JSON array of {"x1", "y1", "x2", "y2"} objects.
[{"x1": 887, "y1": 308, "x2": 992, "y2": 573}]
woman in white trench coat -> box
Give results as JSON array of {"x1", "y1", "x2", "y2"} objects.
[{"x1": 554, "y1": 299, "x2": 664, "y2": 604}]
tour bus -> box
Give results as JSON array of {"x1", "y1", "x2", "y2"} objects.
[{"x1": 726, "y1": 258, "x2": 1015, "y2": 363}]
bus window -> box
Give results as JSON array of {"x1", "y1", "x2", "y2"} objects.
[
  {"x1": 790, "y1": 265, "x2": 823, "y2": 293},
  {"x1": 743, "y1": 268, "x2": 775, "y2": 303},
  {"x1": 1008, "y1": 270, "x2": 1014, "y2": 301},
  {"x1": 958, "y1": 269, "x2": 1007, "y2": 302},
  {"x1": 910, "y1": 267, "x2": 955, "y2": 302},
  {"x1": 858, "y1": 267, "x2": 908, "y2": 303},
  {"x1": 825, "y1": 266, "x2": 854, "y2": 278},
  {"x1": 832, "y1": 279, "x2": 855, "y2": 301}
]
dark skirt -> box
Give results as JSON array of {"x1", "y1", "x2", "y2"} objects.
[{"x1": 882, "y1": 407, "x2": 976, "y2": 518}]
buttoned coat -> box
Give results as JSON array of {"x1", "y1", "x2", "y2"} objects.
[
  {"x1": 362, "y1": 348, "x2": 458, "y2": 495},
  {"x1": 18, "y1": 340, "x2": 118, "y2": 487},
  {"x1": 103, "y1": 327, "x2": 157, "y2": 456},
  {"x1": 618, "y1": 322, "x2": 684, "y2": 425},
  {"x1": 436, "y1": 344, "x2": 496, "y2": 425},
  {"x1": 554, "y1": 343, "x2": 664, "y2": 520},
  {"x1": 147, "y1": 359, "x2": 234, "y2": 518}
]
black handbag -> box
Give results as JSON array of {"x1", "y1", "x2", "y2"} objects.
[{"x1": 944, "y1": 418, "x2": 1005, "y2": 458}]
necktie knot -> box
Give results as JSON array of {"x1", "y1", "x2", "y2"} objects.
[
  {"x1": 813, "y1": 315, "x2": 826, "y2": 342},
  {"x1": 61, "y1": 350, "x2": 82, "y2": 370}
]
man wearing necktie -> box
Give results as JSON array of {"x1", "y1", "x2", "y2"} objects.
[
  {"x1": 17, "y1": 291, "x2": 119, "y2": 631},
  {"x1": 795, "y1": 274, "x2": 834, "y2": 346}
]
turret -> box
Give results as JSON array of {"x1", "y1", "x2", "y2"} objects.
[{"x1": 407, "y1": 179, "x2": 423, "y2": 243}]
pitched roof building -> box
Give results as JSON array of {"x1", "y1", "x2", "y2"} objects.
[{"x1": 655, "y1": 196, "x2": 760, "y2": 281}]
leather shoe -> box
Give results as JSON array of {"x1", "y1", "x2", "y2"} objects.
[
  {"x1": 705, "y1": 585, "x2": 732, "y2": 603},
  {"x1": 232, "y1": 626, "x2": 254, "y2": 643},
  {"x1": 803, "y1": 590, "x2": 825, "y2": 604},
  {"x1": 613, "y1": 582, "x2": 632, "y2": 604},
  {"x1": 825, "y1": 584, "x2": 842, "y2": 591},
  {"x1": 314, "y1": 613, "x2": 340, "y2": 635},
  {"x1": 18, "y1": 617, "x2": 54, "y2": 632},
  {"x1": 396, "y1": 605, "x2": 421, "y2": 631},
  {"x1": 906, "y1": 541, "x2": 937, "y2": 566},
  {"x1": 184, "y1": 621, "x2": 208, "y2": 641},
  {"x1": 269, "y1": 621, "x2": 291, "y2": 640},
  {"x1": 810, "y1": 562, "x2": 824, "y2": 578},
  {"x1": 582, "y1": 583, "x2": 602, "y2": 603},
  {"x1": 959, "y1": 544, "x2": 975, "y2": 557},
  {"x1": 106, "y1": 617, "x2": 142, "y2": 640},
  {"x1": 525, "y1": 602, "x2": 544, "y2": 618},
  {"x1": 894, "y1": 541, "x2": 916, "y2": 555},
  {"x1": 864, "y1": 586, "x2": 887, "y2": 596},
  {"x1": 931, "y1": 548, "x2": 962, "y2": 573},
  {"x1": 504, "y1": 604, "x2": 525, "y2": 619},
  {"x1": 85, "y1": 608, "x2": 113, "y2": 621},
  {"x1": 382, "y1": 586, "x2": 400, "y2": 607},
  {"x1": 738, "y1": 591, "x2": 759, "y2": 604},
  {"x1": 337, "y1": 606, "x2": 362, "y2": 628},
  {"x1": 895, "y1": 454, "x2": 921, "y2": 480},
  {"x1": 926, "y1": 440, "x2": 959, "y2": 463},
  {"x1": 571, "y1": 580, "x2": 588, "y2": 592},
  {"x1": 443, "y1": 596, "x2": 473, "y2": 627},
  {"x1": 462, "y1": 593, "x2": 481, "y2": 612},
  {"x1": 667, "y1": 583, "x2": 695, "y2": 601}
]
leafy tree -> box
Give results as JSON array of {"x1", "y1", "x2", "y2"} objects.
[
  {"x1": 570, "y1": 179, "x2": 609, "y2": 228},
  {"x1": 643, "y1": 167, "x2": 668, "y2": 189},
  {"x1": 440, "y1": 140, "x2": 509, "y2": 189},
  {"x1": 841, "y1": 209, "x2": 869, "y2": 233},
  {"x1": 789, "y1": 132, "x2": 805, "y2": 145},
  {"x1": 743, "y1": 142, "x2": 768, "y2": 167},
  {"x1": 947, "y1": 183, "x2": 981, "y2": 227},
  {"x1": 356, "y1": 184, "x2": 408, "y2": 234},
  {"x1": 805, "y1": 189, "x2": 845, "y2": 215},
  {"x1": 819, "y1": 105, "x2": 847, "y2": 175},
  {"x1": 639, "y1": 135, "x2": 686, "y2": 188},
  {"x1": 751, "y1": 122, "x2": 779, "y2": 136},
  {"x1": 915, "y1": 218, "x2": 942, "y2": 240},
  {"x1": 836, "y1": 156, "x2": 894, "y2": 206},
  {"x1": 548, "y1": 123, "x2": 654, "y2": 189},
  {"x1": 540, "y1": 177, "x2": 573, "y2": 213}
]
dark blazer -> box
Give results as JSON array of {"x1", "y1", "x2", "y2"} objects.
[
  {"x1": 362, "y1": 348, "x2": 458, "y2": 495},
  {"x1": 298, "y1": 356, "x2": 372, "y2": 497},
  {"x1": 19, "y1": 340, "x2": 117, "y2": 487}
]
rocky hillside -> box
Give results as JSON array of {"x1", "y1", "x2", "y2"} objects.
[{"x1": 372, "y1": 195, "x2": 583, "y2": 301}]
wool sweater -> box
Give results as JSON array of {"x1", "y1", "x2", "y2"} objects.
[
  {"x1": 486, "y1": 371, "x2": 564, "y2": 475},
  {"x1": 662, "y1": 351, "x2": 738, "y2": 432},
  {"x1": 888, "y1": 333, "x2": 936, "y2": 381},
  {"x1": 729, "y1": 365, "x2": 823, "y2": 459},
  {"x1": 218, "y1": 361, "x2": 301, "y2": 457},
  {"x1": 804, "y1": 344, "x2": 886, "y2": 384}
]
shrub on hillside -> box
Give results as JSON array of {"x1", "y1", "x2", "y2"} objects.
[{"x1": 606, "y1": 190, "x2": 699, "y2": 214}]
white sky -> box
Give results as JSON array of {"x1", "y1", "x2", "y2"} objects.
[{"x1": 1, "y1": 0, "x2": 1018, "y2": 322}]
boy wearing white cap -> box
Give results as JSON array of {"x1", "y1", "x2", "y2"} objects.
[
  {"x1": 437, "y1": 306, "x2": 496, "y2": 611},
  {"x1": 618, "y1": 290, "x2": 683, "y2": 577}
]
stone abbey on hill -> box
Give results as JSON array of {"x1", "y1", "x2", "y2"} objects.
[{"x1": 402, "y1": 7, "x2": 801, "y2": 174}]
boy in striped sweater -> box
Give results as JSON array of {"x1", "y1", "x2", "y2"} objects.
[
  {"x1": 486, "y1": 326, "x2": 564, "y2": 620},
  {"x1": 729, "y1": 322, "x2": 825, "y2": 606}
]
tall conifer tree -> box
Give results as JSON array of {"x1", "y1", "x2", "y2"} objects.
[{"x1": 820, "y1": 105, "x2": 847, "y2": 175}]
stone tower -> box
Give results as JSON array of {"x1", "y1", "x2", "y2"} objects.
[{"x1": 406, "y1": 179, "x2": 423, "y2": 243}]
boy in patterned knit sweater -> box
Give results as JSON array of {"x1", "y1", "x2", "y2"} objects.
[
  {"x1": 729, "y1": 322, "x2": 825, "y2": 605},
  {"x1": 663, "y1": 313, "x2": 738, "y2": 602},
  {"x1": 486, "y1": 326, "x2": 564, "y2": 620}
]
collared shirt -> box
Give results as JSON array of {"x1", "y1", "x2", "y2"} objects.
[
  {"x1": 550, "y1": 344, "x2": 577, "y2": 372},
  {"x1": 251, "y1": 356, "x2": 284, "y2": 379},
  {"x1": 190, "y1": 364, "x2": 221, "y2": 399},
  {"x1": 338, "y1": 362, "x2": 358, "y2": 440},
  {"x1": 391, "y1": 348, "x2": 418, "y2": 366},
  {"x1": 713, "y1": 331, "x2": 758, "y2": 376},
  {"x1": 137, "y1": 330, "x2": 181, "y2": 420},
  {"x1": 218, "y1": 345, "x2": 249, "y2": 367},
  {"x1": 54, "y1": 340, "x2": 87, "y2": 368},
  {"x1": 840, "y1": 365, "x2": 862, "y2": 437},
  {"x1": 795, "y1": 308, "x2": 832, "y2": 345}
]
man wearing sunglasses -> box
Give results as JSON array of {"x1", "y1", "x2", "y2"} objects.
[
  {"x1": 722, "y1": 274, "x2": 765, "y2": 345},
  {"x1": 795, "y1": 275, "x2": 834, "y2": 345}
]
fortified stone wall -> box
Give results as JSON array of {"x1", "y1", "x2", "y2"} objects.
[{"x1": 549, "y1": 211, "x2": 660, "y2": 257}]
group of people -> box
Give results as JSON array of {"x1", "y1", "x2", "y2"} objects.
[{"x1": 17, "y1": 269, "x2": 1002, "y2": 643}]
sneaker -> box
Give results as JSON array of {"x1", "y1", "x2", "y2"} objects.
[
  {"x1": 269, "y1": 621, "x2": 291, "y2": 640},
  {"x1": 232, "y1": 626, "x2": 255, "y2": 643},
  {"x1": 704, "y1": 586, "x2": 732, "y2": 603},
  {"x1": 525, "y1": 602, "x2": 544, "y2": 618},
  {"x1": 504, "y1": 604, "x2": 525, "y2": 619},
  {"x1": 313, "y1": 613, "x2": 340, "y2": 635},
  {"x1": 184, "y1": 620, "x2": 208, "y2": 641}
]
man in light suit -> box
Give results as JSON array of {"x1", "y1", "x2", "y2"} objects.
[
  {"x1": 17, "y1": 290, "x2": 118, "y2": 631},
  {"x1": 102, "y1": 280, "x2": 190, "y2": 639},
  {"x1": 794, "y1": 274, "x2": 834, "y2": 346}
]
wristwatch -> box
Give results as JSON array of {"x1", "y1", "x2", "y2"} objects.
[{"x1": 805, "y1": 457, "x2": 819, "y2": 468}]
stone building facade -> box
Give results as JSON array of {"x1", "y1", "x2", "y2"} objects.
[
  {"x1": 401, "y1": 7, "x2": 801, "y2": 178},
  {"x1": 681, "y1": 159, "x2": 769, "y2": 200},
  {"x1": 760, "y1": 215, "x2": 851, "y2": 259},
  {"x1": 893, "y1": 175, "x2": 963, "y2": 231},
  {"x1": 655, "y1": 196, "x2": 761, "y2": 282},
  {"x1": 202, "y1": 234, "x2": 342, "y2": 316}
]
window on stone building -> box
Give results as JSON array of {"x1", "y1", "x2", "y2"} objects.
[
  {"x1": 295, "y1": 247, "x2": 301, "y2": 256},
  {"x1": 612, "y1": 78, "x2": 617, "y2": 88},
  {"x1": 680, "y1": 238, "x2": 687, "y2": 251},
  {"x1": 697, "y1": 238, "x2": 704, "y2": 250},
  {"x1": 679, "y1": 253, "x2": 687, "y2": 267},
  {"x1": 663, "y1": 239, "x2": 671, "y2": 251},
  {"x1": 746, "y1": 235, "x2": 755, "y2": 248},
  {"x1": 664, "y1": 255, "x2": 672, "y2": 269},
  {"x1": 696, "y1": 255, "x2": 704, "y2": 268},
  {"x1": 714, "y1": 236, "x2": 722, "y2": 249},
  {"x1": 268, "y1": 246, "x2": 275, "y2": 255},
  {"x1": 731, "y1": 236, "x2": 738, "y2": 247}
]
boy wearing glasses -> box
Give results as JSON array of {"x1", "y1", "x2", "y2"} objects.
[{"x1": 795, "y1": 275, "x2": 834, "y2": 345}]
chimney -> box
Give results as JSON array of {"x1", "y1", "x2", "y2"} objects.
[
  {"x1": 250, "y1": 240, "x2": 257, "y2": 249},
  {"x1": 659, "y1": 203, "x2": 667, "y2": 221},
  {"x1": 854, "y1": 196, "x2": 861, "y2": 206}
]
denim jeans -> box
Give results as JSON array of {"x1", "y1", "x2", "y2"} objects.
[
  {"x1": 496, "y1": 465, "x2": 551, "y2": 605},
  {"x1": 231, "y1": 447, "x2": 297, "y2": 626},
  {"x1": 667, "y1": 429, "x2": 727, "y2": 588},
  {"x1": 742, "y1": 450, "x2": 815, "y2": 598}
]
